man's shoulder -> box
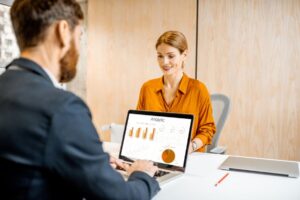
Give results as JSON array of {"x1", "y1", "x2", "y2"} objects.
[{"x1": 44, "y1": 88, "x2": 88, "y2": 112}]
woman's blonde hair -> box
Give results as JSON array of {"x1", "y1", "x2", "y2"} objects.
[{"x1": 155, "y1": 31, "x2": 188, "y2": 54}]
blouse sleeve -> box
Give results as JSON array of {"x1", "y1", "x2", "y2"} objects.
[{"x1": 194, "y1": 85, "x2": 216, "y2": 146}]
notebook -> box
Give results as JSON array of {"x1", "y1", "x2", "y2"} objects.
[
  {"x1": 219, "y1": 156, "x2": 299, "y2": 178},
  {"x1": 118, "y1": 110, "x2": 194, "y2": 185}
]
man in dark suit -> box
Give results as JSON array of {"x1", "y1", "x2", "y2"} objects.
[{"x1": 0, "y1": 0, "x2": 160, "y2": 199}]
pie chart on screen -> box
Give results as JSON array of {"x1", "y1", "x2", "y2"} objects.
[{"x1": 161, "y1": 149, "x2": 175, "y2": 163}]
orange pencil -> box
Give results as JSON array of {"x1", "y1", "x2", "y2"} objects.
[{"x1": 214, "y1": 173, "x2": 229, "y2": 187}]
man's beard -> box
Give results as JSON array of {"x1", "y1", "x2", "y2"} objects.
[{"x1": 59, "y1": 38, "x2": 79, "y2": 83}]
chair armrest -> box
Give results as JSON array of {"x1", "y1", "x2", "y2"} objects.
[
  {"x1": 101, "y1": 124, "x2": 111, "y2": 131},
  {"x1": 209, "y1": 146, "x2": 227, "y2": 154}
]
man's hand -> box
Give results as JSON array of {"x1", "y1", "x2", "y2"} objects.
[
  {"x1": 124, "y1": 160, "x2": 158, "y2": 177},
  {"x1": 110, "y1": 156, "x2": 126, "y2": 169}
]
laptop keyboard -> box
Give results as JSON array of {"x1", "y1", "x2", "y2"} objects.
[
  {"x1": 116, "y1": 165, "x2": 170, "y2": 178},
  {"x1": 154, "y1": 170, "x2": 170, "y2": 177}
]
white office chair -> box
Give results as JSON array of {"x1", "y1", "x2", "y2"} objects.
[
  {"x1": 101, "y1": 123, "x2": 124, "y2": 143},
  {"x1": 206, "y1": 93, "x2": 231, "y2": 154}
]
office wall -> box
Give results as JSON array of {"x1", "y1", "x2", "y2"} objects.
[
  {"x1": 83, "y1": 0, "x2": 299, "y2": 160},
  {"x1": 86, "y1": 0, "x2": 197, "y2": 140},
  {"x1": 197, "y1": 0, "x2": 300, "y2": 160}
]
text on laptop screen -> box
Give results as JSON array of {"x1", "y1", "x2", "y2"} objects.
[{"x1": 120, "y1": 113, "x2": 192, "y2": 168}]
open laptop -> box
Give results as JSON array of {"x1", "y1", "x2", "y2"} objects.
[
  {"x1": 118, "y1": 110, "x2": 194, "y2": 185},
  {"x1": 219, "y1": 156, "x2": 299, "y2": 178}
]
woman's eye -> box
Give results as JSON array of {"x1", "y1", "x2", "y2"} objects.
[
  {"x1": 157, "y1": 55, "x2": 163, "y2": 58},
  {"x1": 168, "y1": 55, "x2": 175, "y2": 59}
]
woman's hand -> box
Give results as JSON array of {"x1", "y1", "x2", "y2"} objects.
[{"x1": 188, "y1": 138, "x2": 204, "y2": 153}]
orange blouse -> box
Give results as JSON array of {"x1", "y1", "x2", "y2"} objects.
[{"x1": 136, "y1": 73, "x2": 216, "y2": 152}]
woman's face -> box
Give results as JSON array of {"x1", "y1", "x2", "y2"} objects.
[{"x1": 156, "y1": 43, "x2": 187, "y2": 76}]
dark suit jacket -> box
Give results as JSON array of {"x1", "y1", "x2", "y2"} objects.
[{"x1": 0, "y1": 58, "x2": 160, "y2": 200}]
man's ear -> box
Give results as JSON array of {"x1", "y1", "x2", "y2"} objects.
[{"x1": 56, "y1": 20, "x2": 71, "y2": 56}]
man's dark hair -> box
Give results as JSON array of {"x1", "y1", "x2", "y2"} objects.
[{"x1": 10, "y1": 0, "x2": 84, "y2": 51}]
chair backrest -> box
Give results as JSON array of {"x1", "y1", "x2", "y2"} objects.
[
  {"x1": 101, "y1": 123, "x2": 124, "y2": 143},
  {"x1": 206, "y1": 94, "x2": 230, "y2": 152}
]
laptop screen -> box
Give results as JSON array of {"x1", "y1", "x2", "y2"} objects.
[{"x1": 119, "y1": 110, "x2": 193, "y2": 170}]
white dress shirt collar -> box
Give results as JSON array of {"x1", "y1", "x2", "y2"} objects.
[{"x1": 42, "y1": 68, "x2": 65, "y2": 89}]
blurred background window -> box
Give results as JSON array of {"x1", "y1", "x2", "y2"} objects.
[{"x1": 0, "y1": 1, "x2": 19, "y2": 75}]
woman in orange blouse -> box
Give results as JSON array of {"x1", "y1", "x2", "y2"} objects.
[{"x1": 136, "y1": 31, "x2": 216, "y2": 153}]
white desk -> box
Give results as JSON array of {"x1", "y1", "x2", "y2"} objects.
[{"x1": 103, "y1": 142, "x2": 300, "y2": 200}]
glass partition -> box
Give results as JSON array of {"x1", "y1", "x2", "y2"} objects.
[{"x1": 0, "y1": 2, "x2": 19, "y2": 74}]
